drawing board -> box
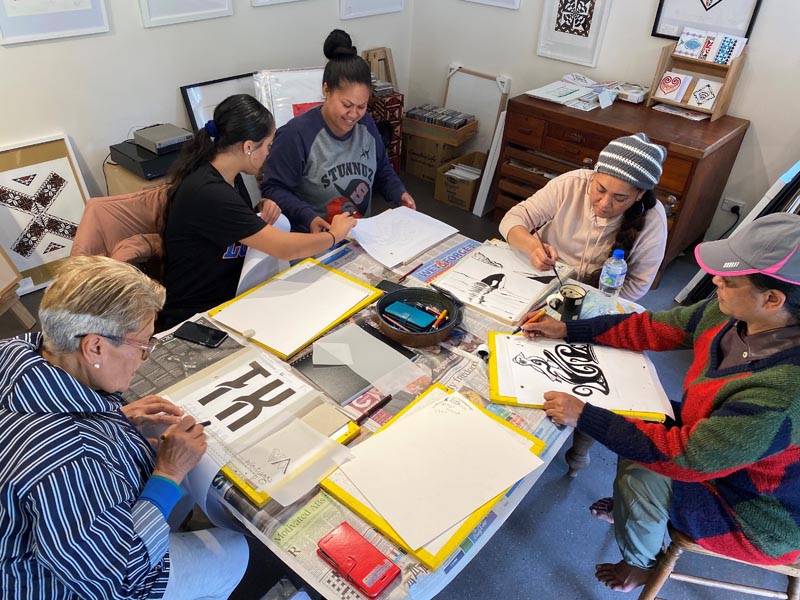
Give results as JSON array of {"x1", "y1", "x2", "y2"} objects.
[
  {"x1": 210, "y1": 259, "x2": 382, "y2": 360},
  {"x1": 444, "y1": 66, "x2": 510, "y2": 155},
  {"x1": 348, "y1": 206, "x2": 457, "y2": 268},
  {"x1": 433, "y1": 241, "x2": 571, "y2": 324},
  {"x1": 489, "y1": 333, "x2": 674, "y2": 420}
]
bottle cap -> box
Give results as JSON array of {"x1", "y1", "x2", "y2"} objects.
[{"x1": 612, "y1": 249, "x2": 625, "y2": 260}]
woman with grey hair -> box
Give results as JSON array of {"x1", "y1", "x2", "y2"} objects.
[{"x1": 0, "y1": 256, "x2": 248, "y2": 600}]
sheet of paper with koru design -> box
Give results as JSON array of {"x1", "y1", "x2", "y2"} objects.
[{"x1": 500, "y1": 335, "x2": 674, "y2": 418}]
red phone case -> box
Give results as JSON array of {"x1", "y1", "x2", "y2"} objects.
[{"x1": 317, "y1": 522, "x2": 400, "y2": 598}]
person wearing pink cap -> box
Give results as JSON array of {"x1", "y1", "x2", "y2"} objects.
[{"x1": 517, "y1": 213, "x2": 800, "y2": 593}]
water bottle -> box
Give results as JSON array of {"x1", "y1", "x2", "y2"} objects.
[{"x1": 598, "y1": 249, "x2": 627, "y2": 312}]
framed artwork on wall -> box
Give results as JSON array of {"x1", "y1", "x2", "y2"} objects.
[
  {"x1": 652, "y1": 0, "x2": 762, "y2": 40},
  {"x1": 537, "y1": 0, "x2": 614, "y2": 68},
  {"x1": 254, "y1": 68, "x2": 325, "y2": 129},
  {"x1": 252, "y1": 0, "x2": 305, "y2": 5},
  {"x1": 0, "y1": 0, "x2": 108, "y2": 45},
  {"x1": 339, "y1": 0, "x2": 403, "y2": 20},
  {"x1": 139, "y1": 0, "x2": 233, "y2": 28},
  {"x1": 0, "y1": 135, "x2": 89, "y2": 294},
  {"x1": 180, "y1": 73, "x2": 258, "y2": 131}
]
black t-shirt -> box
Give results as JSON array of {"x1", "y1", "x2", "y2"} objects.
[{"x1": 162, "y1": 162, "x2": 265, "y2": 327}]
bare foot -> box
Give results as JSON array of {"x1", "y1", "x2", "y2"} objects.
[
  {"x1": 595, "y1": 561, "x2": 652, "y2": 592},
  {"x1": 590, "y1": 497, "x2": 614, "y2": 524}
]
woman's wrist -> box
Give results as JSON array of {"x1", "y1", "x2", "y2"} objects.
[{"x1": 326, "y1": 231, "x2": 336, "y2": 247}]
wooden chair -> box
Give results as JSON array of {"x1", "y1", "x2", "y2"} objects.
[{"x1": 639, "y1": 523, "x2": 800, "y2": 600}]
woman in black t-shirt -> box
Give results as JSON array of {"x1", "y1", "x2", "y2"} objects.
[{"x1": 162, "y1": 94, "x2": 356, "y2": 328}]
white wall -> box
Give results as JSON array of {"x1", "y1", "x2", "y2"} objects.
[
  {"x1": 0, "y1": 0, "x2": 413, "y2": 197},
  {"x1": 408, "y1": 0, "x2": 800, "y2": 239}
]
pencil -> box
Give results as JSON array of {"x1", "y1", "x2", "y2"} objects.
[
  {"x1": 398, "y1": 262, "x2": 423, "y2": 283},
  {"x1": 355, "y1": 395, "x2": 393, "y2": 425},
  {"x1": 431, "y1": 309, "x2": 448, "y2": 329},
  {"x1": 382, "y1": 313, "x2": 411, "y2": 332},
  {"x1": 511, "y1": 307, "x2": 547, "y2": 335}
]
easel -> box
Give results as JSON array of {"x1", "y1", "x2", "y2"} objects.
[
  {"x1": 0, "y1": 246, "x2": 36, "y2": 330},
  {"x1": 362, "y1": 47, "x2": 398, "y2": 91}
]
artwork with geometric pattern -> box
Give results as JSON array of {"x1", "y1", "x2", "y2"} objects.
[
  {"x1": 555, "y1": 0, "x2": 596, "y2": 37},
  {"x1": 0, "y1": 157, "x2": 85, "y2": 280},
  {"x1": 701, "y1": 0, "x2": 726, "y2": 10}
]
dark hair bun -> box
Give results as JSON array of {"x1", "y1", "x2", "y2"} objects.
[{"x1": 323, "y1": 29, "x2": 357, "y2": 60}]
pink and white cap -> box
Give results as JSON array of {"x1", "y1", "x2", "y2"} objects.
[{"x1": 695, "y1": 213, "x2": 800, "y2": 285}]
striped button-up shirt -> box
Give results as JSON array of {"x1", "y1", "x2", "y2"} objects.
[{"x1": 0, "y1": 334, "x2": 170, "y2": 599}]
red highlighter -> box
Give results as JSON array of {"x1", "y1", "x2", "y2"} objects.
[{"x1": 317, "y1": 522, "x2": 401, "y2": 598}]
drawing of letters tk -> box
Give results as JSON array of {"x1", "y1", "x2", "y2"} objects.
[
  {"x1": 513, "y1": 343, "x2": 609, "y2": 396},
  {"x1": 197, "y1": 361, "x2": 297, "y2": 431}
]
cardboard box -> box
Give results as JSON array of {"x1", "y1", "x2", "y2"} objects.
[
  {"x1": 403, "y1": 135, "x2": 461, "y2": 183},
  {"x1": 434, "y1": 152, "x2": 488, "y2": 211},
  {"x1": 402, "y1": 117, "x2": 478, "y2": 146}
]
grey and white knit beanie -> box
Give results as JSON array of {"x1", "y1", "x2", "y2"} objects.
[{"x1": 594, "y1": 132, "x2": 666, "y2": 190}]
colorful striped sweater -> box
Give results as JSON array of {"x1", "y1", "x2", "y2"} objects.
[{"x1": 569, "y1": 300, "x2": 800, "y2": 565}]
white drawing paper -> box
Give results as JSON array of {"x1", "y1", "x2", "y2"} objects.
[
  {"x1": 433, "y1": 241, "x2": 570, "y2": 324},
  {"x1": 339, "y1": 392, "x2": 542, "y2": 549},
  {"x1": 494, "y1": 334, "x2": 674, "y2": 418},
  {"x1": 213, "y1": 260, "x2": 374, "y2": 359},
  {"x1": 348, "y1": 206, "x2": 457, "y2": 268}
]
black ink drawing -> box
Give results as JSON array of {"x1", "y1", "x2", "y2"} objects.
[
  {"x1": 471, "y1": 251, "x2": 503, "y2": 268},
  {"x1": 197, "y1": 361, "x2": 297, "y2": 431},
  {"x1": 555, "y1": 0, "x2": 596, "y2": 38},
  {"x1": 513, "y1": 343, "x2": 609, "y2": 396}
]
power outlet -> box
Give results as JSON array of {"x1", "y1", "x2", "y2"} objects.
[{"x1": 721, "y1": 197, "x2": 745, "y2": 213}]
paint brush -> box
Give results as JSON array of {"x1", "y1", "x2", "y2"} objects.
[{"x1": 532, "y1": 226, "x2": 563, "y2": 287}]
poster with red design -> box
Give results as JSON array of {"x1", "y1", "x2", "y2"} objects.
[
  {"x1": 0, "y1": 136, "x2": 88, "y2": 293},
  {"x1": 254, "y1": 68, "x2": 325, "y2": 129}
]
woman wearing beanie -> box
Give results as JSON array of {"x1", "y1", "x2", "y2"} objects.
[
  {"x1": 500, "y1": 133, "x2": 668, "y2": 301},
  {"x1": 262, "y1": 29, "x2": 415, "y2": 233},
  {"x1": 162, "y1": 94, "x2": 356, "y2": 328}
]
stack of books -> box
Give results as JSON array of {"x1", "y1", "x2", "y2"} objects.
[
  {"x1": 370, "y1": 74, "x2": 394, "y2": 96},
  {"x1": 404, "y1": 104, "x2": 475, "y2": 130}
]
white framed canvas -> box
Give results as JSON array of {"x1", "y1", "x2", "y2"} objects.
[
  {"x1": 254, "y1": 68, "x2": 325, "y2": 129},
  {"x1": 339, "y1": 0, "x2": 403, "y2": 20},
  {"x1": 0, "y1": 135, "x2": 89, "y2": 294},
  {"x1": 462, "y1": 0, "x2": 520, "y2": 8},
  {"x1": 139, "y1": 0, "x2": 233, "y2": 28},
  {"x1": 652, "y1": 0, "x2": 762, "y2": 40},
  {"x1": 0, "y1": 0, "x2": 108, "y2": 45},
  {"x1": 180, "y1": 73, "x2": 257, "y2": 131},
  {"x1": 537, "y1": 0, "x2": 613, "y2": 68}
]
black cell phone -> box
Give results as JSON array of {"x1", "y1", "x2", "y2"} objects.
[{"x1": 173, "y1": 322, "x2": 228, "y2": 348}]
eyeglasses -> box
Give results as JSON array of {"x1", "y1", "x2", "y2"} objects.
[{"x1": 76, "y1": 334, "x2": 158, "y2": 360}]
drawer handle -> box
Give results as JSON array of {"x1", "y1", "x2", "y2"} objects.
[
  {"x1": 565, "y1": 132, "x2": 584, "y2": 143},
  {"x1": 582, "y1": 157, "x2": 594, "y2": 167}
]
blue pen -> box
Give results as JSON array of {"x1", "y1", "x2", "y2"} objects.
[{"x1": 320, "y1": 247, "x2": 351, "y2": 265}]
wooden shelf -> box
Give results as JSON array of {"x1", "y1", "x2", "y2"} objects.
[{"x1": 646, "y1": 42, "x2": 747, "y2": 122}]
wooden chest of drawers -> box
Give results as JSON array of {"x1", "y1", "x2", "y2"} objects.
[{"x1": 491, "y1": 95, "x2": 749, "y2": 285}]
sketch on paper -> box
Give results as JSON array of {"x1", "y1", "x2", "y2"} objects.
[
  {"x1": 555, "y1": 0, "x2": 597, "y2": 37},
  {"x1": 433, "y1": 242, "x2": 568, "y2": 323},
  {"x1": 512, "y1": 343, "x2": 609, "y2": 396},
  {"x1": 349, "y1": 206, "x2": 457, "y2": 268}
]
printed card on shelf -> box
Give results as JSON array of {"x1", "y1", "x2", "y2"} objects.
[
  {"x1": 697, "y1": 32, "x2": 719, "y2": 61},
  {"x1": 654, "y1": 71, "x2": 693, "y2": 102},
  {"x1": 674, "y1": 28, "x2": 707, "y2": 59},
  {"x1": 687, "y1": 79, "x2": 723, "y2": 109}
]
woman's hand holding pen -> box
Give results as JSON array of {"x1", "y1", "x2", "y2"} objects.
[
  {"x1": 329, "y1": 212, "x2": 357, "y2": 243},
  {"x1": 152, "y1": 415, "x2": 208, "y2": 485},
  {"x1": 516, "y1": 312, "x2": 567, "y2": 340}
]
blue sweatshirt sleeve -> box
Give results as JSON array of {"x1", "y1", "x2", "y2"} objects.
[
  {"x1": 262, "y1": 123, "x2": 319, "y2": 232},
  {"x1": 364, "y1": 115, "x2": 407, "y2": 205}
]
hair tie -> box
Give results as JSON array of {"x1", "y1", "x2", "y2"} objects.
[{"x1": 204, "y1": 119, "x2": 218, "y2": 141}]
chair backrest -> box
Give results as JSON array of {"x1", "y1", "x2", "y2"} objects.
[{"x1": 71, "y1": 185, "x2": 168, "y2": 264}]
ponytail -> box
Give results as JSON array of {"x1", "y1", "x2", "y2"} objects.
[
  {"x1": 585, "y1": 189, "x2": 658, "y2": 288},
  {"x1": 165, "y1": 94, "x2": 275, "y2": 228}
]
